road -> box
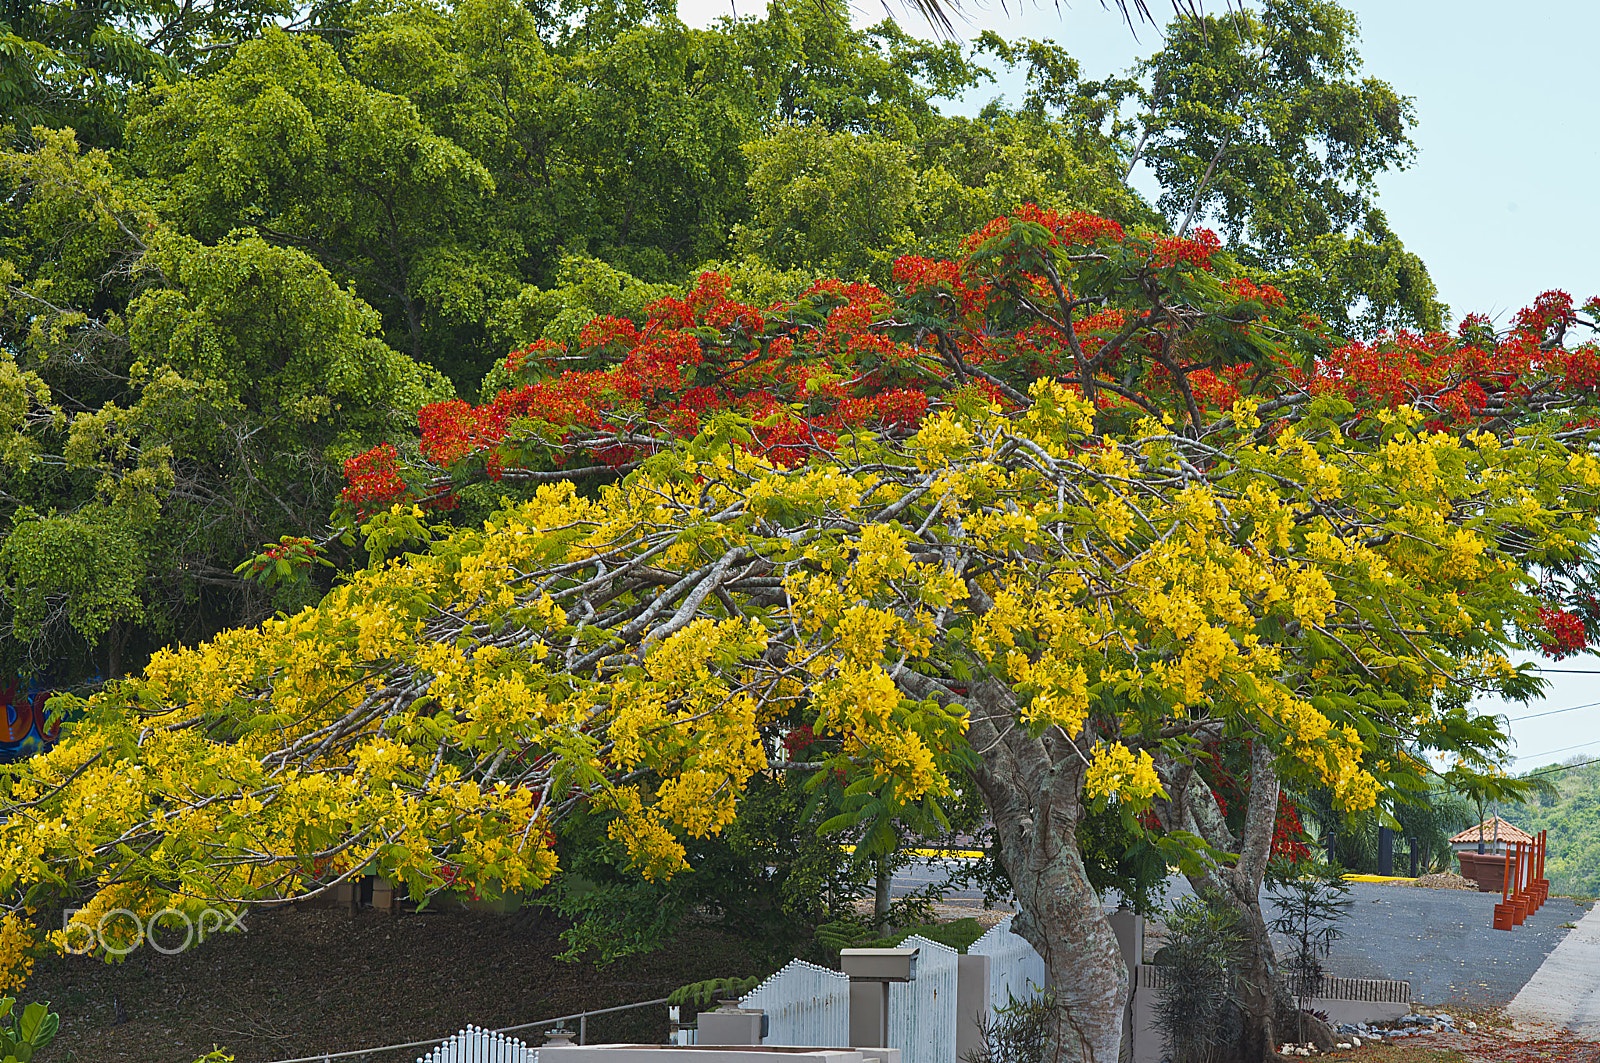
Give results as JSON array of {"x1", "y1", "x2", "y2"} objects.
[{"x1": 892, "y1": 858, "x2": 1594, "y2": 1009}]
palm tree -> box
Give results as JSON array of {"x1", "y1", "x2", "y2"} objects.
[{"x1": 903, "y1": 0, "x2": 1208, "y2": 39}]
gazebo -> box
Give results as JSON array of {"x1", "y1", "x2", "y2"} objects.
[
  {"x1": 1450, "y1": 816, "x2": 1534, "y2": 856},
  {"x1": 1451, "y1": 817, "x2": 1535, "y2": 892}
]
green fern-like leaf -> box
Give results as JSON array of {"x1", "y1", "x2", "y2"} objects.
[{"x1": 667, "y1": 975, "x2": 762, "y2": 1011}]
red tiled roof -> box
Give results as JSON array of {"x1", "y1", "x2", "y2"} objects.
[{"x1": 1449, "y1": 817, "x2": 1534, "y2": 845}]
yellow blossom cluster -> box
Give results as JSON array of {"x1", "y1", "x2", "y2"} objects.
[
  {"x1": 0, "y1": 399, "x2": 1590, "y2": 986},
  {"x1": 1084, "y1": 742, "x2": 1166, "y2": 805}
]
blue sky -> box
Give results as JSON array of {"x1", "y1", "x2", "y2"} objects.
[
  {"x1": 675, "y1": 0, "x2": 1600, "y2": 770},
  {"x1": 680, "y1": 0, "x2": 1600, "y2": 326}
]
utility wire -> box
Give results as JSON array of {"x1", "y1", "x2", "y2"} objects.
[
  {"x1": 1504, "y1": 699, "x2": 1600, "y2": 722},
  {"x1": 1521, "y1": 757, "x2": 1596, "y2": 778},
  {"x1": 1515, "y1": 738, "x2": 1600, "y2": 764}
]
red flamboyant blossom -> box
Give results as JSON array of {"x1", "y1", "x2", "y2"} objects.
[
  {"x1": 1270, "y1": 794, "x2": 1312, "y2": 862},
  {"x1": 341, "y1": 444, "x2": 409, "y2": 519},
  {"x1": 341, "y1": 209, "x2": 1600, "y2": 548},
  {"x1": 1536, "y1": 605, "x2": 1588, "y2": 660},
  {"x1": 782, "y1": 726, "x2": 818, "y2": 759},
  {"x1": 1152, "y1": 229, "x2": 1221, "y2": 270}
]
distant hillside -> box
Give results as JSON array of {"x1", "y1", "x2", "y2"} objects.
[{"x1": 1500, "y1": 756, "x2": 1600, "y2": 899}]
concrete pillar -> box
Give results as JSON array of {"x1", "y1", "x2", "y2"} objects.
[
  {"x1": 1107, "y1": 909, "x2": 1144, "y2": 1063},
  {"x1": 1378, "y1": 826, "x2": 1394, "y2": 876},
  {"x1": 849, "y1": 983, "x2": 890, "y2": 1048},
  {"x1": 1106, "y1": 909, "x2": 1144, "y2": 976},
  {"x1": 698, "y1": 1006, "x2": 766, "y2": 1045},
  {"x1": 956, "y1": 953, "x2": 991, "y2": 1063}
]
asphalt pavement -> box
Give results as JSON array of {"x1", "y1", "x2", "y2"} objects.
[
  {"x1": 1302, "y1": 882, "x2": 1590, "y2": 1009},
  {"x1": 892, "y1": 858, "x2": 1594, "y2": 1009}
]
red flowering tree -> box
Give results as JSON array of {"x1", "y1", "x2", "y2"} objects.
[
  {"x1": 339, "y1": 211, "x2": 1274, "y2": 508},
  {"x1": 337, "y1": 206, "x2": 1600, "y2": 1061},
  {"x1": 346, "y1": 206, "x2": 1600, "y2": 664}
]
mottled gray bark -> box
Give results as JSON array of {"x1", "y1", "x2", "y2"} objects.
[
  {"x1": 899, "y1": 668, "x2": 1128, "y2": 1063},
  {"x1": 1153, "y1": 744, "x2": 1333, "y2": 1061}
]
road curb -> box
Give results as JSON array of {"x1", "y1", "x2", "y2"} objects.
[{"x1": 1504, "y1": 900, "x2": 1600, "y2": 1039}]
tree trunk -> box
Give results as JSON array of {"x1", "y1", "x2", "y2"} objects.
[
  {"x1": 1154, "y1": 743, "x2": 1334, "y2": 1061},
  {"x1": 1006, "y1": 827, "x2": 1129, "y2": 1063},
  {"x1": 903, "y1": 670, "x2": 1129, "y2": 1063},
  {"x1": 874, "y1": 856, "x2": 892, "y2": 931}
]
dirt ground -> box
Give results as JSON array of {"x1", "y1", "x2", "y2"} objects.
[
  {"x1": 1351, "y1": 1021, "x2": 1600, "y2": 1063},
  {"x1": 26, "y1": 905, "x2": 762, "y2": 1063}
]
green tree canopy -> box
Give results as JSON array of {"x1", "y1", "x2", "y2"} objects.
[
  {"x1": 1132, "y1": 0, "x2": 1442, "y2": 332},
  {"x1": 0, "y1": 128, "x2": 448, "y2": 682}
]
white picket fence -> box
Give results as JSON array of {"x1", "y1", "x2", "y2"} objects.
[
  {"x1": 728, "y1": 917, "x2": 1046, "y2": 1063},
  {"x1": 416, "y1": 1025, "x2": 537, "y2": 1063},
  {"x1": 742, "y1": 958, "x2": 852, "y2": 1047},
  {"x1": 887, "y1": 934, "x2": 960, "y2": 1063},
  {"x1": 968, "y1": 916, "x2": 1050, "y2": 1014}
]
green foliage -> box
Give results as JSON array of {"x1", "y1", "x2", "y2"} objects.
[
  {"x1": 737, "y1": 103, "x2": 1153, "y2": 282},
  {"x1": 963, "y1": 991, "x2": 1059, "y2": 1063},
  {"x1": 1266, "y1": 861, "x2": 1353, "y2": 1014},
  {"x1": 0, "y1": 998, "x2": 58, "y2": 1062},
  {"x1": 720, "y1": 2, "x2": 989, "y2": 138},
  {"x1": 127, "y1": 29, "x2": 497, "y2": 383},
  {"x1": 1390, "y1": 781, "x2": 1474, "y2": 874},
  {"x1": 738, "y1": 126, "x2": 919, "y2": 279},
  {"x1": 1500, "y1": 757, "x2": 1600, "y2": 899},
  {"x1": 0, "y1": 128, "x2": 449, "y2": 685},
  {"x1": 853, "y1": 916, "x2": 988, "y2": 954},
  {"x1": 1077, "y1": 799, "x2": 1172, "y2": 916},
  {"x1": 667, "y1": 976, "x2": 762, "y2": 1010},
  {"x1": 538, "y1": 772, "x2": 867, "y2": 967},
  {"x1": 908, "y1": 110, "x2": 1157, "y2": 256},
  {"x1": 1305, "y1": 776, "x2": 1473, "y2": 875},
  {"x1": 0, "y1": 0, "x2": 293, "y2": 146},
  {"x1": 1150, "y1": 895, "x2": 1246, "y2": 1063},
  {"x1": 487, "y1": 254, "x2": 680, "y2": 369},
  {"x1": 814, "y1": 917, "x2": 866, "y2": 954},
  {"x1": 0, "y1": 505, "x2": 147, "y2": 653},
  {"x1": 232, "y1": 535, "x2": 334, "y2": 587},
  {"x1": 131, "y1": 230, "x2": 451, "y2": 445},
  {"x1": 1133, "y1": 0, "x2": 1442, "y2": 333}
]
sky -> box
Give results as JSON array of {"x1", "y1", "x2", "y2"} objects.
[{"x1": 672, "y1": 0, "x2": 1600, "y2": 771}]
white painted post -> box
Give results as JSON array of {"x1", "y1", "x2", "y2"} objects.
[{"x1": 418, "y1": 1025, "x2": 538, "y2": 1063}]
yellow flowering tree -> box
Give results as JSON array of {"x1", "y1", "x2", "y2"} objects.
[
  {"x1": 5, "y1": 203, "x2": 1600, "y2": 1063},
  {"x1": 0, "y1": 382, "x2": 1590, "y2": 1061}
]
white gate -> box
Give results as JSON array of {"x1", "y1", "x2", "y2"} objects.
[
  {"x1": 416, "y1": 1025, "x2": 537, "y2": 1062},
  {"x1": 742, "y1": 958, "x2": 852, "y2": 1047},
  {"x1": 969, "y1": 916, "x2": 1050, "y2": 1014},
  {"x1": 887, "y1": 934, "x2": 960, "y2": 1063}
]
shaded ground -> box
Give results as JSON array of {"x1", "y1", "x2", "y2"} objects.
[
  {"x1": 1352, "y1": 1025, "x2": 1600, "y2": 1063},
  {"x1": 26, "y1": 905, "x2": 762, "y2": 1063},
  {"x1": 1138, "y1": 879, "x2": 1593, "y2": 1010},
  {"x1": 1314, "y1": 885, "x2": 1591, "y2": 1010}
]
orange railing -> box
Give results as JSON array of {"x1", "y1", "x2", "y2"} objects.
[{"x1": 1493, "y1": 830, "x2": 1549, "y2": 930}]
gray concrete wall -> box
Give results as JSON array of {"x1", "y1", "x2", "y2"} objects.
[
  {"x1": 955, "y1": 954, "x2": 991, "y2": 1063},
  {"x1": 700, "y1": 1011, "x2": 765, "y2": 1046},
  {"x1": 1128, "y1": 965, "x2": 1411, "y2": 1061}
]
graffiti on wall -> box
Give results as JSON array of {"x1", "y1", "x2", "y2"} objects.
[{"x1": 0, "y1": 681, "x2": 60, "y2": 762}]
